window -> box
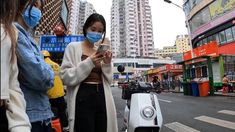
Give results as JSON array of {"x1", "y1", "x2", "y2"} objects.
[
  {"x1": 201, "y1": 66, "x2": 208, "y2": 77},
  {"x1": 218, "y1": 30, "x2": 226, "y2": 44},
  {"x1": 225, "y1": 28, "x2": 233, "y2": 43},
  {"x1": 232, "y1": 26, "x2": 235, "y2": 40},
  {"x1": 191, "y1": 68, "x2": 196, "y2": 78},
  {"x1": 202, "y1": 38, "x2": 207, "y2": 45}
]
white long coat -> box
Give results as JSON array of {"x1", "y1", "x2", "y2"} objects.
[{"x1": 60, "y1": 42, "x2": 118, "y2": 132}]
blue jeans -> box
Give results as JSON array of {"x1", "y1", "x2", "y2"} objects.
[{"x1": 31, "y1": 119, "x2": 53, "y2": 132}]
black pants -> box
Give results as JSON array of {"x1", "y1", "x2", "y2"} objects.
[
  {"x1": 31, "y1": 119, "x2": 53, "y2": 132},
  {"x1": 0, "y1": 106, "x2": 8, "y2": 132},
  {"x1": 75, "y1": 83, "x2": 107, "y2": 132},
  {"x1": 49, "y1": 96, "x2": 68, "y2": 128}
]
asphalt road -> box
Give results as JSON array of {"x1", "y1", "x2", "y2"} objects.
[{"x1": 111, "y1": 86, "x2": 235, "y2": 132}]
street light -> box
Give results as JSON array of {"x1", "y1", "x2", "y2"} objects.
[
  {"x1": 163, "y1": 0, "x2": 193, "y2": 58},
  {"x1": 164, "y1": 0, "x2": 183, "y2": 9}
]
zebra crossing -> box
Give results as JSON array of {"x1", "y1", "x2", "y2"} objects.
[{"x1": 164, "y1": 110, "x2": 235, "y2": 132}]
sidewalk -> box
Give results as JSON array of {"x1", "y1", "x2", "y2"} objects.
[
  {"x1": 169, "y1": 88, "x2": 235, "y2": 97},
  {"x1": 214, "y1": 90, "x2": 235, "y2": 97}
]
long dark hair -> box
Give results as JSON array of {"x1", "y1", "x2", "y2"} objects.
[
  {"x1": 83, "y1": 13, "x2": 106, "y2": 43},
  {"x1": 0, "y1": 0, "x2": 18, "y2": 62}
]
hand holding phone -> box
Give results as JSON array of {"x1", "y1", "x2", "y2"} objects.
[{"x1": 97, "y1": 44, "x2": 110, "y2": 53}]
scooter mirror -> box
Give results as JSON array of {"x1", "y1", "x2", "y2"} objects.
[{"x1": 117, "y1": 65, "x2": 125, "y2": 73}]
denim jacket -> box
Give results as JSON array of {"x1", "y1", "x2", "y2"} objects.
[{"x1": 15, "y1": 23, "x2": 54, "y2": 122}]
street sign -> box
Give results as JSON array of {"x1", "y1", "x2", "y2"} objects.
[{"x1": 40, "y1": 35, "x2": 85, "y2": 52}]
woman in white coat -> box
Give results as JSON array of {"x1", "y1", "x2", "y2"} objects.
[
  {"x1": 0, "y1": 0, "x2": 31, "y2": 131},
  {"x1": 60, "y1": 13, "x2": 118, "y2": 132}
]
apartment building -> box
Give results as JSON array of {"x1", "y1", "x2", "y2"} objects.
[{"x1": 111, "y1": 0, "x2": 154, "y2": 58}]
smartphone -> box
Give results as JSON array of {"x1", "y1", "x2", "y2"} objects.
[{"x1": 97, "y1": 44, "x2": 110, "y2": 53}]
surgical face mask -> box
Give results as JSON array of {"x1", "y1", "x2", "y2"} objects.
[
  {"x1": 23, "y1": 6, "x2": 42, "y2": 29},
  {"x1": 86, "y1": 31, "x2": 103, "y2": 44}
]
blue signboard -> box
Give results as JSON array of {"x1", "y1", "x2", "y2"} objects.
[
  {"x1": 113, "y1": 74, "x2": 119, "y2": 79},
  {"x1": 40, "y1": 35, "x2": 85, "y2": 52}
]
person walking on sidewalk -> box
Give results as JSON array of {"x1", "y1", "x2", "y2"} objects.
[
  {"x1": 60, "y1": 13, "x2": 118, "y2": 132},
  {"x1": 15, "y1": 0, "x2": 54, "y2": 131},
  {"x1": 222, "y1": 75, "x2": 229, "y2": 93},
  {"x1": 42, "y1": 50, "x2": 69, "y2": 132},
  {"x1": 1, "y1": 0, "x2": 31, "y2": 131}
]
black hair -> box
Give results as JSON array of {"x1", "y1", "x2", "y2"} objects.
[
  {"x1": 17, "y1": 0, "x2": 44, "y2": 21},
  {"x1": 83, "y1": 13, "x2": 106, "y2": 43},
  {"x1": 27, "y1": 0, "x2": 44, "y2": 20}
]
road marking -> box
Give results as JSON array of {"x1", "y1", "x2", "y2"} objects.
[
  {"x1": 165, "y1": 122, "x2": 200, "y2": 132},
  {"x1": 218, "y1": 110, "x2": 235, "y2": 116},
  {"x1": 195, "y1": 116, "x2": 235, "y2": 130},
  {"x1": 158, "y1": 99, "x2": 172, "y2": 103}
]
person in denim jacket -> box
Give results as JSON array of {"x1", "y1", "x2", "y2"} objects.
[{"x1": 15, "y1": 0, "x2": 54, "y2": 131}]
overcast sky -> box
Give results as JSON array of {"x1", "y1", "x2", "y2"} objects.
[{"x1": 86, "y1": 0, "x2": 188, "y2": 49}]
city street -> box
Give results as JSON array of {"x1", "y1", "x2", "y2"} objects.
[{"x1": 111, "y1": 87, "x2": 235, "y2": 132}]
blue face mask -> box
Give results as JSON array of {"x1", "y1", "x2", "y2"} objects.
[
  {"x1": 23, "y1": 6, "x2": 42, "y2": 29},
  {"x1": 86, "y1": 31, "x2": 103, "y2": 44}
]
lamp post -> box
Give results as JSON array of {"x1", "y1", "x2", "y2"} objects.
[{"x1": 163, "y1": 0, "x2": 193, "y2": 58}]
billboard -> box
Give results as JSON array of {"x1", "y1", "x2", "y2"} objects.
[
  {"x1": 40, "y1": 35, "x2": 85, "y2": 52},
  {"x1": 209, "y1": 0, "x2": 235, "y2": 20}
]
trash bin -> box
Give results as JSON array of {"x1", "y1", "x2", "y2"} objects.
[
  {"x1": 183, "y1": 82, "x2": 192, "y2": 95},
  {"x1": 198, "y1": 81, "x2": 209, "y2": 97},
  {"x1": 182, "y1": 82, "x2": 188, "y2": 95},
  {"x1": 191, "y1": 81, "x2": 199, "y2": 96},
  {"x1": 188, "y1": 83, "x2": 192, "y2": 95}
]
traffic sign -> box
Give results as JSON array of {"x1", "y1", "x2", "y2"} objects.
[{"x1": 40, "y1": 35, "x2": 85, "y2": 52}]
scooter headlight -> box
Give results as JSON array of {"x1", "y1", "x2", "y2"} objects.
[{"x1": 141, "y1": 106, "x2": 155, "y2": 119}]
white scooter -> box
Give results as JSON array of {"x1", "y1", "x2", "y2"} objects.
[{"x1": 117, "y1": 65, "x2": 163, "y2": 132}]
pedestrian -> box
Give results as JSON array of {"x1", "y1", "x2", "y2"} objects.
[
  {"x1": 60, "y1": 13, "x2": 118, "y2": 132},
  {"x1": 15, "y1": 0, "x2": 55, "y2": 132},
  {"x1": 1, "y1": 0, "x2": 31, "y2": 131},
  {"x1": 42, "y1": 50, "x2": 69, "y2": 132},
  {"x1": 222, "y1": 75, "x2": 232, "y2": 93}
]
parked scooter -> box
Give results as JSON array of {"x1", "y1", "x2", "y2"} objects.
[{"x1": 117, "y1": 65, "x2": 163, "y2": 132}]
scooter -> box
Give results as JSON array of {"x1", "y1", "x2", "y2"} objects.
[{"x1": 117, "y1": 65, "x2": 163, "y2": 132}]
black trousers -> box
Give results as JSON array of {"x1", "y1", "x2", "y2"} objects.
[
  {"x1": 31, "y1": 119, "x2": 53, "y2": 132},
  {"x1": 0, "y1": 106, "x2": 8, "y2": 132},
  {"x1": 75, "y1": 83, "x2": 107, "y2": 132},
  {"x1": 49, "y1": 96, "x2": 68, "y2": 128}
]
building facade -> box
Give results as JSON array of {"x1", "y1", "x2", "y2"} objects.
[
  {"x1": 154, "y1": 46, "x2": 177, "y2": 58},
  {"x1": 67, "y1": 0, "x2": 80, "y2": 35},
  {"x1": 112, "y1": 58, "x2": 175, "y2": 81},
  {"x1": 35, "y1": 0, "x2": 66, "y2": 36},
  {"x1": 175, "y1": 35, "x2": 190, "y2": 53},
  {"x1": 183, "y1": 0, "x2": 235, "y2": 90},
  {"x1": 77, "y1": 1, "x2": 96, "y2": 34},
  {"x1": 111, "y1": 0, "x2": 154, "y2": 58},
  {"x1": 35, "y1": 0, "x2": 80, "y2": 35}
]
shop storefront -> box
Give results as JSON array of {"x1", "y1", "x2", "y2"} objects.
[{"x1": 182, "y1": 41, "x2": 235, "y2": 96}]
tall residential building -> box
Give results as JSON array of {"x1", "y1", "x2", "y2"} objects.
[
  {"x1": 175, "y1": 35, "x2": 190, "y2": 53},
  {"x1": 77, "y1": 1, "x2": 96, "y2": 34},
  {"x1": 35, "y1": 0, "x2": 80, "y2": 35},
  {"x1": 35, "y1": 0, "x2": 67, "y2": 35},
  {"x1": 111, "y1": 0, "x2": 154, "y2": 58},
  {"x1": 68, "y1": 0, "x2": 80, "y2": 35}
]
